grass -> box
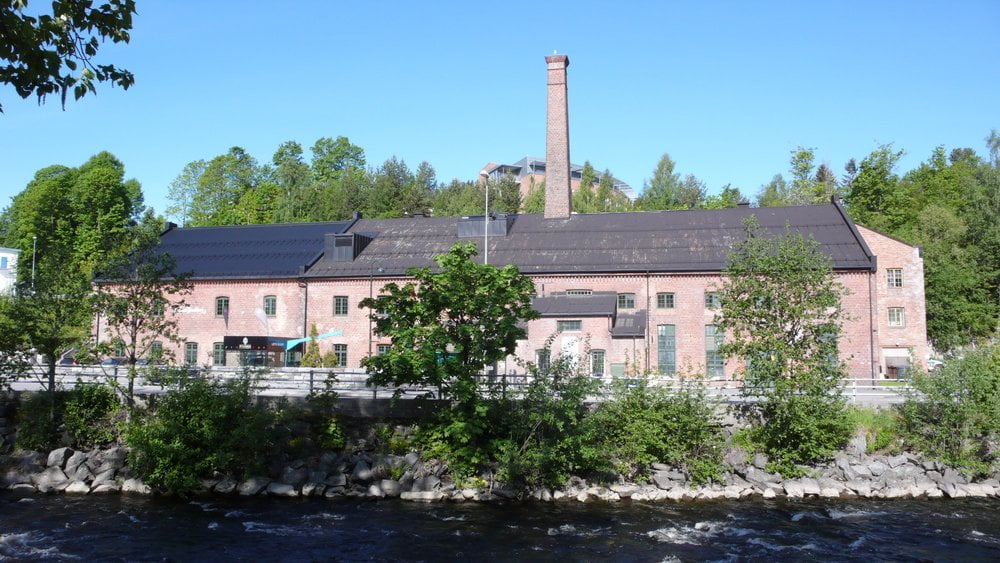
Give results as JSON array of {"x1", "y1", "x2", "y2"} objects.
[{"x1": 846, "y1": 406, "x2": 901, "y2": 453}]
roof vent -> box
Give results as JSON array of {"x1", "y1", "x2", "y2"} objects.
[
  {"x1": 458, "y1": 214, "x2": 512, "y2": 238},
  {"x1": 325, "y1": 232, "x2": 373, "y2": 262}
]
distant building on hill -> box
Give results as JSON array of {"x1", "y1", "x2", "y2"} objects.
[{"x1": 479, "y1": 157, "x2": 636, "y2": 202}]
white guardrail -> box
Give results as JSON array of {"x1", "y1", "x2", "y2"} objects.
[{"x1": 7, "y1": 365, "x2": 913, "y2": 406}]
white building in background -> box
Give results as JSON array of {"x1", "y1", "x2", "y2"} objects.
[{"x1": 0, "y1": 247, "x2": 20, "y2": 295}]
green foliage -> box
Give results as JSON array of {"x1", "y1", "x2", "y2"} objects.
[
  {"x1": 64, "y1": 384, "x2": 121, "y2": 447},
  {"x1": 585, "y1": 379, "x2": 725, "y2": 484},
  {"x1": 125, "y1": 373, "x2": 275, "y2": 495},
  {"x1": 636, "y1": 153, "x2": 705, "y2": 210},
  {"x1": 300, "y1": 324, "x2": 322, "y2": 368},
  {"x1": 846, "y1": 406, "x2": 900, "y2": 454},
  {"x1": 320, "y1": 418, "x2": 345, "y2": 452},
  {"x1": 495, "y1": 355, "x2": 601, "y2": 487},
  {"x1": 717, "y1": 216, "x2": 852, "y2": 474},
  {"x1": 522, "y1": 180, "x2": 546, "y2": 213},
  {"x1": 14, "y1": 391, "x2": 65, "y2": 451},
  {"x1": 0, "y1": 0, "x2": 136, "y2": 113},
  {"x1": 361, "y1": 242, "x2": 538, "y2": 407},
  {"x1": 899, "y1": 346, "x2": 1000, "y2": 476}
]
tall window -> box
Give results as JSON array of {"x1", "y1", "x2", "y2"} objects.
[
  {"x1": 333, "y1": 344, "x2": 347, "y2": 367},
  {"x1": 566, "y1": 289, "x2": 592, "y2": 296},
  {"x1": 656, "y1": 292, "x2": 675, "y2": 309},
  {"x1": 590, "y1": 350, "x2": 605, "y2": 377},
  {"x1": 215, "y1": 296, "x2": 229, "y2": 317},
  {"x1": 535, "y1": 349, "x2": 551, "y2": 371},
  {"x1": 152, "y1": 297, "x2": 165, "y2": 317},
  {"x1": 556, "y1": 320, "x2": 582, "y2": 332},
  {"x1": 213, "y1": 342, "x2": 226, "y2": 366},
  {"x1": 887, "y1": 269, "x2": 903, "y2": 288},
  {"x1": 334, "y1": 296, "x2": 349, "y2": 316},
  {"x1": 185, "y1": 342, "x2": 198, "y2": 366},
  {"x1": 705, "y1": 325, "x2": 723, "y2": 378},
  {"x1": 617, "y1": 293, "x2": 635, "y2": 309},
  {"x1": 263, "y1": 295, "x2": 277, "y2": 317},
  {"x1": 150, "y1": 340, "x2": 163, "y2": 360},
  {"x1": 704, "y1": 291, "x2": 721, "y2": 310},
  {"x1": 113, "y1": 340, "x2": 125, "y2": 357},
  {"x1": 657, "y1": 324, "x2": 676, "y2": 375},
  {"x1": 888, "y1": 307, "x2": 905, "y2": 327}
]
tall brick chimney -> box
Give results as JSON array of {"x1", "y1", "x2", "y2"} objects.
[{"x1": 544, "y1": 53, "x2": 571, "y2": 219}]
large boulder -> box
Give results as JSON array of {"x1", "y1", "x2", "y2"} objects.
[
  {"x1": 410, "y1": 475, "x2": 441, "y2": 493},
  {"x1": 265, "y1": 482, "x2": 299, "y2": 497},
  {"x1": 214, "y1": 478, "x2": 238, "y2": 495},
  {"x1": 845, "y1": 432, "x2": 867, "y2": 457},
  {"x1": 280, "y1": 466, "x2": 309, "y2": 487},
  {"x1": 400, "y1": 490, "x2": 443, "y2": 502},
  {"x1": 122, "y1": 478, "x2": 152, "y2": 495},
  {"x1": 64, "y1": 451, "x2": 88, "y2": 475},
  {"x1": 64, "y1": 481, "x2": 91, "y2": 494},
  {"x1": 32, "y1": 466, "x2": 69, "y2": 493},
  {"x1": 378, "y1": 479, "x2": 401, "y2": 498},
  {"x1": 351, "y1": 460, "x2": 375, "y2": 483},
  {"x1": 47, "y1": 447, "x2": 74, "y2": 469},
  {"x1": 238, "y1": 477, "x2": 270, "y2": 496}
]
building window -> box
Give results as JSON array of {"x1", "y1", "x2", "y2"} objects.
[
  {"x1": 704, "y1": 292, "x2": 721, "y2": 310},
  {"x1": 566, "y1": 289, "x2": 592, "y2": 296},
  {"x1": 113, "y1": 340, "x2": 125, "y2": 357},
  {"x1": 263, "y1": 295, "x2": 277, "y2": 317},
  {"x1": 657, "y1": 324, "x2": 676, "y2": 376},
  {"x1": 150, "y1": 341, "x2": 163, "y2": 360},
  {"x1": 0, "y1": 257, "x2": 7, "y2": 269},
  {"x1": 556, "y1": 320, "x2": 582, "y2": 332},
  {"x1": 377, "y1": 344, "x2": 391, "y2": 356},
  {"x1": 215, "y1": 296, "x2": 229, "y2": 317},
  {"x1": 184, "y1": 342, "x2": 198, "y2": 366},
  {"x1": 610, "y1": 363, "x2": 626, "y2": 378},
  {"x1": 213, "y1": 342, "x2": 226, "y2": 366},
  {"x1": 152, "y1": 298, "x2": 165, "y2": 317},
  {"x1": 535, "y1": 349, "x2": 551, "y2": 371},
  {"x1": 617, "y1": 293, "x2": 635, "y2": 309},
  {"x1": 887, "y1": 269, "x2": 903, "y2": 288},
  {"x1": 656, "y1": 292, "x2": 675, "y2": 309},
  {"x1": 888, "y1": 307, "x2": 905, "y2": 327},
  {"x1": 333, "y1": 344, "x2": 347, "y2": 367},
  {"x1": 334, "y1": 296, "x2": 349, "y2": 316},
  {"x1": 590, "y1": 350, "x2": 605, "y2": 377},
  {"x1": 705, "y1": 325, "x2": 724, "y2": 378}
]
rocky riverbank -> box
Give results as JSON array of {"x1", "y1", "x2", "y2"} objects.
[{"x1": 4, "y1": 434, "x2": 1000, "y2": 502}]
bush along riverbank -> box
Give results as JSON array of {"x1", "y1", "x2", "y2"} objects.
[{"x1": 2, "y1": 345, "x2": 1000, "y2": 503}]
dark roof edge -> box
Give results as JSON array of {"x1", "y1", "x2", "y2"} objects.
[{"x1": 831, "y1": 197, "x2": 876, "y2": 272}]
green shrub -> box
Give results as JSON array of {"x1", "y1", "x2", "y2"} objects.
[
  {"x1": 755, "y1": 391, "x2": 852, "y2": 477},
  {"x1": 846, "y1": 406, "x2": 900, "y2": 454},
  {"x1": 321, "y1": 418, "x2": 346, "y2": 451},
  {"x1": 14, "y1": 391, "x2": 66, "y2": 451},
  {"x1": 899, "y1": 346, "x2": 1000, "y2": 476},
  {"x1": 495, "y1": 356, "x2": 600, "y2": 487},
  {"x1": 64, "y1": 384, "x2": 121, "y2": 448},
  {"x1": 584, "y1": 379, "x2": 725, "y2": 485},
  {"x1": 125, "y1": 373, "x2": 275, "y2": 495}
]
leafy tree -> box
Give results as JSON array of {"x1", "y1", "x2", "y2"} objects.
[
  {"x1": 788, "y1": 146, "x2": 819, "y2": 204},
  {"x1": 188, "y1": 147, "x2": 261, "y2": 226},
  {"x1": 814, "y1": 163, "x2": 838, "y2": 202},
  {"x1": 637, "y1": 153, "x2": 705, "y2": 210},
  {"x1": 0, "y1": 0, "x2": 136, "y2": 112},
  {"x1": 300, "y1": 324, "x2": 322, "y2": 368},
  {"x1": 432, "y1": 179, "x2": 482, "y2": 217},
  {"x1": 360, "y1": 242, "x2": 538, "y2": 406},
  {"x1": 755, "y1": 174, "x2": 789, "y2": 207},
  {"x1": 166, "y1": 160, "x2": 206, "y2": 226},
  {"x1": 845, "y1": 144, "x2": 906, "y2": 231},
  {"x1": 594, "y1": 169, "x2": 631, "y2": 212},
  {"x1": 93, "y1": 234, "x2": 192, "y2": 405},
  {"x1": 702, "y1": 184, "x2": 746, "y2": 209},
  {"x1": 522, "y1": 179, "x2": 546, "y2": 213},
  {"x1": 716, "y1": 216, "x2": 851, "y2": 474},
  {"x1": 310, "y1": 136, "x2": 365, "y2": 185},
  {"x1": 572, "y1": 161, "x2": 597, "y2": 212},
  {"x1": 487, "y1": 172, "x2": 521, "y2": 214}
]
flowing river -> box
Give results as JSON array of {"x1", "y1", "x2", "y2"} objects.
[{"x1": 3, "y1": 493, "x2": 1000, "y2": 561}]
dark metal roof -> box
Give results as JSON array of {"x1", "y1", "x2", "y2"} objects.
[
  {"x1": 611, "y1": 311, "x2": 647, "y2": 338},
  {"x1": 157, "y1": 220, "x2": 355, "y2": 279},
  {"x1": 305, "y1": 203, "x2": 874, "y2": 278},
  {"x1": 532, "y1": 292, "x2": 617, "y2": 317}
]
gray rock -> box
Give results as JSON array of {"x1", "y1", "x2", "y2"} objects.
[
  {"x1": 266, "y1": 482, "x2": 298, "y2": 497},
  {"x1": 784, "y1": 481, "x2": 804, "y2": 498},
  {"x1": 93, "y1": 468, "x2": 115, "y2": 484},
  {"x1": 868, "y1": 461, "x2": 887, "y2": 477},
  {"x1": 744, "y1": 466, "x2": 781, "y2": 487},
  {"x1": 214, "y1": 478, "x2": 238, "y2": 494},
  {"x1": 351, "y1": 460, "x2": 374, "y2": 483},
  {"x1": 280, "y1": 466, "x2": 309, "y2": 487},
  {"x1": 238, "y1": 477, "x2": 270, "y2": 496},
  {"x1": 650, "y1": 462, "x2": 670, "y2": 471},
  {"x1": 47, "y1": 447, "x2": 73, "y2": 469},
  {"x1": 943, "y1": 467, "x2": 968, "y2": 485},
  {"x1": 851, "y1": 464, "x2": 873, "y2": 479},
  {"x1": 400, "y1": 490, "x2": 443, "y2": 502},
  {"x1": 752, "y1": 453, "x2": 769, "y2": 470},
  {"x1": 845, "y1": 480, "x2": 872, "y2": 497},
  {"x1": 922, "y1": 460, "x2": 938, "y2": 472},
  {"x1": 411, "y1": 475, "x2": 440, "y2": 492},
  {"x1": 91, "y1": 482, "x2": 120, "y2": 494},
  {"x1": 301, "y1": 482, "x2": 326, "y2": 497},
  {"x1": 32, "y1": 466, "x2": 68, "y2": 493},
  {"x1": 64, "y1": 481, "x2": 90, "y2": 494},
  {"x1": 323, "y1": 486, "x2": 345, "y2": 498},
  {"x1": 799, "y1": 478, "x2": 821, "y2": 496},
  {"x1": 366, "y1": 483, "x2": 386, "y2": 498},
  {"x1": 95, "y1": 447, "x2": 127, "y2": 471},
  {"x1": 403, "y1": 452, "x2": 420, "y2": 466},
  {"x1": 887, "y1": 455, "x2": 909, "y2": 469},
  {"x1": 845, "y1": 432, "x2": 868, "y2": 457},
  {"x1": 10, "y1": 483, "x2": 36, "y2": 492},
  {"x1": 325, "y1": 473, "x2": 347, "y2": 488},
  {"x1": 939, "y1": 481, "x2": 959, "y2": 498},
  {"x1": 308, "y1": 471, "x2": 327, "y2": 483},
  {"x1": 609, "y1": 484, "x2": 638, "y2": 498},
  {"x1": 651, "y1": 471, "x2": 675, "y2": 490},
  {"x1": 723, "y1": 447, "x2": 748, "y2": 471},
  {"x1": 122, "y1": 478, "x2": 152, "y2": 495},
  {"x1": 71, "y1": 464, "x2": 94, "y2": 483},
  {"x1": 378, "y1": 479, "x2": 401, "y2": 497}
]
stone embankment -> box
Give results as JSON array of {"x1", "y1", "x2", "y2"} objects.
[{"x1": 3, "y1": 435, "x2": 1000, "y2": 502}]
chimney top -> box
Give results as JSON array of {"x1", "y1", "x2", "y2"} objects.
[{"x1": 545, "y1": 54, "x2": 569, "y2": 65}]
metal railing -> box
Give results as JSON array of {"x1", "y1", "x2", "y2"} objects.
[{"x1": 8, "y1": 365, "x2": 912, "y2": 406}]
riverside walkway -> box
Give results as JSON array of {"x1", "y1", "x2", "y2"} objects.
[{"x1": 7, "y1": 365, "x2": 910, "y2": 407}]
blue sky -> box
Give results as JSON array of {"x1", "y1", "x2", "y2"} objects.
[{"x1": 3, "y1": 1, "x2": 998, "y2": 218}]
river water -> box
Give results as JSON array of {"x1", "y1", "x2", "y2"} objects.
[{"x1": 2, "y1": 493, "x2": 999, "y2": 561}]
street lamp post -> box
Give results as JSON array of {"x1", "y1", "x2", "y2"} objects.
[
  {"x1": 484, "y1": 177, "x2": 489, "y2": 265},
  {"x1": 31, "y1": 235, "x2": 37, "y2": 293}
]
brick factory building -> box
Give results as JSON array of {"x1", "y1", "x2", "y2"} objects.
[{"x1": 100, "y1": 54, "x2": 928, "y2": 381}]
